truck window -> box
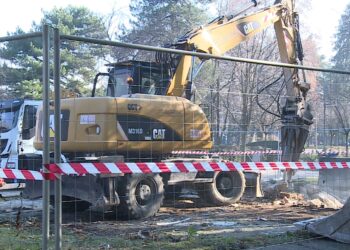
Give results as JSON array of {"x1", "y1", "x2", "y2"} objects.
[
  {"x1": 22, "y1": 105, "x2": 38, "y2": 140},
  {"x1": 0, "y1": 109, "x2": 19, "y2": 133}
]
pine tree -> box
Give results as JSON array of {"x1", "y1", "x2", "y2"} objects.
[
  {"x1": 330, "y1": 3, "x2": 350, "y2": 154},
  {"x1": 0, "y1": 6, "x2": 109, "y2": 99},
  {"x1": 331, "y1": 3, "x2": 350, "y2": 94},
  {"x1": 112, "y1": 0, "x2": 212, "y2": 61}
]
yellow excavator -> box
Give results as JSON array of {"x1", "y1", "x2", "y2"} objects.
[{"x1": 29, "y1": 0, "x2": 312, "y2": 219}]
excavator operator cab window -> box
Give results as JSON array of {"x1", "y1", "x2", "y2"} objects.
[
  {"x1": 107, "y1": 68, "x2": 132, "y2": 97},
  {"x1": 136, "y1": 66, "x2": 170, "y2": 95},
  {"x1": 141, "y1": 79, "x2": 156, "y2": 95},
  {"x1": 107, "y1": 62, "x2": 170, "y2": 97}
]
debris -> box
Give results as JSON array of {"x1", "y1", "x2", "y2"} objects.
[
  {"x1": 280, "y1": 192, "x2": 291, "y2": 199},
  {"x1": 303, "y1": 198, "x2": 350, "y2": 243},
  {"x1": 156, "y1": 217, "x2": 191, "y2": 226},
  {"x1": 137, "y1": 230, "x2": 152, "y2": 239},
  {"x1": 307, "y1": 192, "x2": 343, "y2": 209},
  {"x1": 280, "y1": 196, "x2": 291, "y2": 205},
  {"x1": 309, "y1": 199, "x2": 323, "y2": 209},
  {"x1": 98, "y1": 243, "x2": 110, "y2": 249},
  {"x1": 0, "y1": 198, "x2": 42, "y2": 211},
  {"x1": 229, "y1": 203, "x2": 239, "y2": 208},
  {"x1": 293, "y1": 217, "x2": 326, "y2": 230},
  {"x1": 168, "y1": 235, "x2": 184, "y2": 242},
  {"x1": 263, "y1": 181, "x2": 288, "y2": 200},
  {"x1": 210, "y1": 221, "x2": 237, "y2": 227},
  {"x1": 257, "y1": 217, "x2": 268, "y2": 221},
  {"x1": 280, "y1": 192, "x2": 304, "y2": 201},
  {"x1": 272, "y1": 200, "x2": 280, "y2": 206}
]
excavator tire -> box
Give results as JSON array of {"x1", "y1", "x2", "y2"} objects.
[
  {"x1": 198, "y1": 171, "x2": 246, "y2": 206},
  {"x1": 117, "y1": 174, "x2": 164, "y2": 220}
]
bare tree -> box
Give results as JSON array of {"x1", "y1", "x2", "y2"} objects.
[
  {"x1": 333, "y1": 103, "x2": 350, "y2": 156},
  {"x1": 199, "y1": 30, "x2": 282, "y2": 151}
]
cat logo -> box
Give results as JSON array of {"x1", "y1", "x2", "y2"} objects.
[
  {"x1": 153, "y1": 129, "x2": 166, "y2": 140},
  {"x1": 127, "y1": 103, "x2": 142, "y2": 111},
  {"x1": 237, "y1": 21, "x2": 260, "y2": 36}
]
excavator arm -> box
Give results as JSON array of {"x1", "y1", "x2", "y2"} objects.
[
  {"x1": 164, "y1": 0, "x2": 313, "y2": 162},
  {"x1": 273, "y1": 0, "x2": 313, "y2": 162},
  {"x1": 164, "y1": 0, "x2": 292, "y2": 96}
]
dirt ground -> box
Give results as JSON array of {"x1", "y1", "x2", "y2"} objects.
[
  {"x1": 66, "y1": 197, "x2": 335, "y2": 235},
  {"x1": 54, "y1": 197, "x2": 338, "y2": 249},
  {"x1": 0, "y1": 192, "x2": 343, "y2": 249}
]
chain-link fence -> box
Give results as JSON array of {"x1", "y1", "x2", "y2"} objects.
[{"x1": 1, "y1": 26, "x2": 350, "y2": 249}]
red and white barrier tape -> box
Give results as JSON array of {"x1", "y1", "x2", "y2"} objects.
[
  {"x1": 46, "y1": 161, "x2": 350, "y2": 176},
  {"x1": 171, "y1": 150, "x2": 281, "y2": 156},
  {"x1": 0, "y1": 169, "x2": 43, "y2": 180},
  {"x1": 172, "y1": 150, "x2": 349, "y2": 156},
  {"x1": 1, "y1": 161, "x2": 349, "y2": 180}
]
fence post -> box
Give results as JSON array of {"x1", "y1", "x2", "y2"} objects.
[
  {"x1": 42, "y1": 24, "x2": 50, "y2": 250},
  {"x1": 53, "y1": 27, "x2": 62, "y2": 250}
]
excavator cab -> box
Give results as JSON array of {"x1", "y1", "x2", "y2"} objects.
[{"x1": 93, "y1": 61, "x2": 171, "y2": 98}]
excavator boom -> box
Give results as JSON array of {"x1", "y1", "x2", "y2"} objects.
[
  {"x1": 163, "y1": 0, "x2": 312, "y2": 162},
  {"x1": 165, "y1": 0, "x2": 295, "y2": 96}
]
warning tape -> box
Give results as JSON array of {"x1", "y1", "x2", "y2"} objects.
[
  {"x1": 0, "y1": 169, "x2": 43, "y2": 180},
  {"x1": 46, "y1": 161, "x2": 350, "y2": 176},
  {"x1": 1, "y1": 161, "x2": 349, "y2": 180},
  {"x1": 172, "y1": 150, "x2": 349, "y2": 156},
  {"x1": 171, "y1": 150, "x2": 281, "y2": 156}
]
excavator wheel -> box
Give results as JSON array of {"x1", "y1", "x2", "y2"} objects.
[
  {"x1": 117, "y1": 174, "x2": 164, "y2": 220},
  {"x1": 198, "y1": 171, "x2": 246, "y2": 206}
]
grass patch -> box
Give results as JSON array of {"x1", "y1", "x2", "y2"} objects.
[
  {"x1": 0, "y1": 223, "x2": 315, "y2": 250},
  {"x1": 0, "y1": 224, "x2": 41, "y2": 250}
]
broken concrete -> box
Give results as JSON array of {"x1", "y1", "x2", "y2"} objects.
[
  {"x1": 308, "y1": 192, "x2": 343, "y2": 209},
  {"x1": 262, "y1": 181, "x2": 288, "y2": 200},
  {"x1": 305, "y1": 197, "x2": 350, "y2": 243}
]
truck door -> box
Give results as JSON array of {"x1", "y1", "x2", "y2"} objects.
[{"x1": 20, "y1": 104, "x2": 38, "y2": 154}]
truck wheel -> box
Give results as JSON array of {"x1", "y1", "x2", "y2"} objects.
[
  {"x1": 117, "y1": 174, "x2": 164, "y2": 219},
  {"x1": 198, "y1": 171, "x2": 245, "y2": 206}
]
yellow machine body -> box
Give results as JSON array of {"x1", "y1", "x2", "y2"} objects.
[{"x1": 34, "y1": 94, "x2": 212, "y2": 155}]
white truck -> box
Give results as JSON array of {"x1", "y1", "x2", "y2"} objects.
[{"x1": 0, "y1": 99, "x2": 41, "y2": 190}]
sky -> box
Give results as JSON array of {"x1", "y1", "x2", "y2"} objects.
[
  {"x1": 0, "y1": 0, "x2": 349, "y2": 61},
  {"x1": 304, "y1": 0, "x2": 350, "y2": 60}
]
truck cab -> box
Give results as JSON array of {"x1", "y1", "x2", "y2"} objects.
[{"x1": 0, "y1": 99, "x2": 41, "y2": 173}]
